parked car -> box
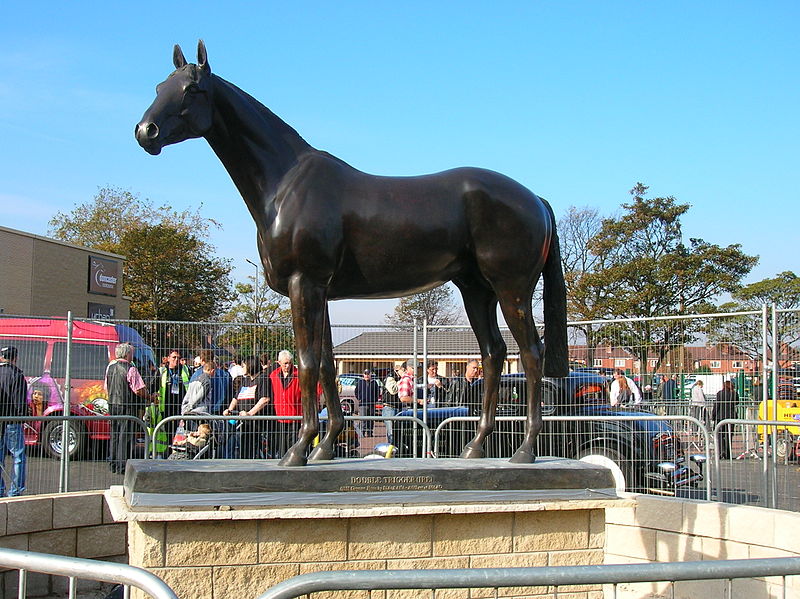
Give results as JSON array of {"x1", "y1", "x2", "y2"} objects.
[
  {"x1": 393, "y1": 370, "x2": 705, "y2": 494},
  {"x1": 336, "y1": 372, "x2": 384, "y2": 410},
  {"x1": 0, "y1": 316, "x2": 156, "y2": 459}
]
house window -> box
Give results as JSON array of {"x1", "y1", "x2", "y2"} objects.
[
  {"x1": 732, "y1": 361, "x2": 743, "y2": 369},
  {"x1": 710, "y1": 360, "x2": 721, "y2": 369},
  {"x1": 614, "y1": 359, "x2": 626, "y2": 368},
  {"x1": 593, "y1": 359, "x2": 602, "y2": 367}
]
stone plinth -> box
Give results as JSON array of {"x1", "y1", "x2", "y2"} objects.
[
  {"x1": 121, "y1": 457, "x2": 617, "y2": 508},
  {"x1": 107, "y1": 457, "x2": 621, "y2": 599}
]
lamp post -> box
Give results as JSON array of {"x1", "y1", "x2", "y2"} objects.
[
  {"x1": 245, "y1": 258, "x2": 260, "y2": 323},
  {"x1": 245, "y1": 258, "x2": 260, "y2": 356}
]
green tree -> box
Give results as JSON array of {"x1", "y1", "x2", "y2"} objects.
[
  {"x1": 48, "y1": 186, "x2": 233, "y2": 321},
  {"x1": 729, "y1": 272, "x2": 800, "y2": 310},
  {"x1": 119, "y1": 224, "x2": 233, "y2": 321},
  {"x1": 567, "y1": 184, "x2": 757, "y2": 379},
  {"x1": 49, "y1": 186, "x2": 215, "y2": 251},
  {"x1": 386, "y1": 285, "x2": 463, "y2": 328},
  {"x1": 711, "y1": 272, "x2": 800, "y2": 363},
  {"x1": 218, "y1": 276, "x2": 293, "y2": 357}
]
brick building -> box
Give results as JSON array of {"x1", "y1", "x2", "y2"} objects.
[{"x1": 0, "y1": 225, "x2": 130, "y2": 319}]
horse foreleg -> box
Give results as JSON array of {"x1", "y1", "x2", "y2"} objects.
[
  {"x1": 308, "y1": 306, "x2": 344, "y2": 461},
  {"x1": 279, "y1": 276, "x2": 327, "y2": 467}
]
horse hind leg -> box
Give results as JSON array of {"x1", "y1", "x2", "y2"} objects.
[
  {"x1": 308, "y1": 306, "x2": 344, "y2": 461},
  {"x1": 455, "y1": 278, "x2": 506, "y2": 459},
  {"x1": 497, "y1": 288, "x2": 544, "y2": 464}
]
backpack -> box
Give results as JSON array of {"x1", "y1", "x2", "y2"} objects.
[{"x1": 384, "y1": 375, "x2": 399, "y2": 396}]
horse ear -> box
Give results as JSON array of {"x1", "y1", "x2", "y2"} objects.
[
  {"x1": 197, "y1": 39, "x2": 210, "y2": 74},
  {"x1": 173, "y1": 44, "x2": 188, "y2": 69}
]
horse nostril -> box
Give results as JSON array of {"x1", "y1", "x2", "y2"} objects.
[{"x1": 136, "y1": 121, "x2": 159, "y2": 142}]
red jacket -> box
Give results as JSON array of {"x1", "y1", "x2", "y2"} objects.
[{"x1": 269, "y1": 367, "x2": 322, "y2": 423}]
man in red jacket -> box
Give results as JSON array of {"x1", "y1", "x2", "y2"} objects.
[{"x1": 269, "y1": 350, "x2": 304, "y2": 458}]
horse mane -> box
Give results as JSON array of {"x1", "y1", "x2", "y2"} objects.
[{"x1": 211, "y1": 74, "x2": 312, "y2": 158}]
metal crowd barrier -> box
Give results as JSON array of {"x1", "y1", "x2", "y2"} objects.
[
  {"x1": 6, "y1": 410, "x2": 799, "y2": 510},
  {"x1": 434, "y1": 413, "x2": 713, "y2": 500},
  {"x1": 0, "y1": 415, "x2": 147, "y2": 494},
  {"x1": 257, "y1": 557, "x2": 800, "y2": 599},
  {"x1": 149, "y1": 414, "x2": 432, "y2": 459},
  {"x1": 713, "y1": 418, "x2": 798, "y2": 510},
  {"x1": 0, "y1": 547, "x2": 178, "y2": 599}
]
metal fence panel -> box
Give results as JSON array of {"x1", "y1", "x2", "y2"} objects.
[
  {"x1": 3, "y1": 308, "x2": 800, "y2": 509},
  {"x1": 0, "y1": 547, "x2": 178, "y2": 599},
  {"x1": 256, "y1": 557, "x2": 800, "y2": 599}
]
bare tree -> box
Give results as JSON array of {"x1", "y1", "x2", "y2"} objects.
[{"x1": 386, "y1": 284, "x2": 463, "y2": 328}]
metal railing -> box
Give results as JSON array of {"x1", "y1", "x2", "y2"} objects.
[
  {"x1": 148, "y1": 413, "x2": 432, "y2": 459},
  {"x1": 0, "y1": 415, "x2": 147, "y2": 495},
  {"x1": 256, "y1": 557, "x2": 800, "y2": 599},
  {"x1": 0, "y1": 547, "x2": 178, "y2": 599},
  {"x1": 2, "y1": 307, "x2": 800, "y2": 510},
  {"x1": 3, "y1": 548, "x2": 797, "y2": 599},
  {"x1": 713, "y1": 418, "x2": 800, "y2": 510},
  {"x1": 434, "y1": 413, "x2": 713, "y2": 499}
]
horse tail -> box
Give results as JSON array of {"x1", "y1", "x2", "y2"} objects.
[{"x1": 541, "y1": 199, "x2": 569, "y2": 378}]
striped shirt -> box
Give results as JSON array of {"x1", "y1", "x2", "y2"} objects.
[{"x1": 398, "y1": 372, "x2": 415, "y2": 400}]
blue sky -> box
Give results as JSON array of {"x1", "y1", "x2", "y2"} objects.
[{"x1": 1, "y1": 2, "x2": 797, "y2": 323}]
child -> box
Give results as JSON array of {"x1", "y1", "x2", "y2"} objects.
[{"x1": 168, "y1": 423, "x2": 212, "y2": 460}]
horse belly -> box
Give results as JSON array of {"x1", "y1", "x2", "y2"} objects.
[{"x1": 326, "y1": 255, "x2": 461, "y2": 300}]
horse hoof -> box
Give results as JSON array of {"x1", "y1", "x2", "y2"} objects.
[
  {"x1": 278, "y1": 450, "x2": 308, "y2": 467},
  {"x1": 509, "y1": 448, "x2": 536, "y2": 464},
  {"x1": 308, "y1": 445, "x2": 334, "y2": 461},
  {"x1": 460, "y1": 444, "x2": 485, "y2": 459}
]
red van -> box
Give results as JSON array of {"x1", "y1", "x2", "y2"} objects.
[{"x1": 0, "y1": 316, "x2": 156, "y2": 458}]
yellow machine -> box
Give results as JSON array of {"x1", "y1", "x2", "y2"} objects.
[
  {"x1": 758, "y1": 399, "x2": 800, "y2": 436},
  {"x1": 757, "y1": 398, "x2": 800, "y2": 460}
]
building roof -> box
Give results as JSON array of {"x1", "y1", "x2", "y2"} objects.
[
  {"x1": 0, "y1": 225, "x2": 126, "y2": 260},
  {"x1": 333, "y1": 329, "x2": 522, "y2": 358}
]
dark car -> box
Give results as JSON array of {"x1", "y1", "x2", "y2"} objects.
[{"x1": 393, "y1": 370, "x2": 704, "y2": 494}]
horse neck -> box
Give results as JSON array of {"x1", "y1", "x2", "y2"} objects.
[{"x1": 205, "y1": 75, "x2": 312, "y2": 213}]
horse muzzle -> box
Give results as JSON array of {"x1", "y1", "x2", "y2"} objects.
[{"x1": 135, "y1": 121, "x2": 163, "y2": 155}]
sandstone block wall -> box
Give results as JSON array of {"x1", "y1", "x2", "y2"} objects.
[
  {"x1": 127, "y1": 506, "x2": 607, "y2": 599},
  {"x1": 0, "y1": 492, "x2": 127, "y2": 598},
  {"x1": 605, "y1": 493, "x2": 800, "y2": 599}
]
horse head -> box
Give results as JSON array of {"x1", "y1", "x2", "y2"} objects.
[{"x1": 135, "y1": 40, "x2": 213, "y2": 155}]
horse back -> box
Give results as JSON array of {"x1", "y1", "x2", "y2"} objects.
[{"x1": 265, "y1": 154, "x2": 552, "y2": 298}]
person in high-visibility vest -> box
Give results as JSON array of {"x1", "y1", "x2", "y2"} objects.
[{"x1": 151, "y1": 350, "x2": 191, "y2": 456}]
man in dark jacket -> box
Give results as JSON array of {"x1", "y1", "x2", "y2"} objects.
[
  {"x1": 105, "y1": 342, "x2": 153, "y2": 474},
  {"x1": 0, "y1": 346, "x2": 28, "y2": 496},
  {"x1": 354, "y1": 370, "x2": 380, "y2": 437},
  {"x1": 446, "y1": 359, "x2": 484, "y2": 415}
]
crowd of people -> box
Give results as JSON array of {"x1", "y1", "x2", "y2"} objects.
[
  {"x1": 0, "y1": 338, "x2": 780, "y2": 494},
  {"x1": 105, "y1": 344, "x2": 307, "y2": 474},
  {"x1": 373, "y1": 359, "x2": 485, "y2": 444}
]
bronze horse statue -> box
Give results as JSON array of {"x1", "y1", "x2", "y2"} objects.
[{"x1": 136, "y1": 41, "x2": 569, "y2": 467}]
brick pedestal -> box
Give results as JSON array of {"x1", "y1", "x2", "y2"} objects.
[{"x1": 107, "y1": 486, "x2": 619, "y2": 599}]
